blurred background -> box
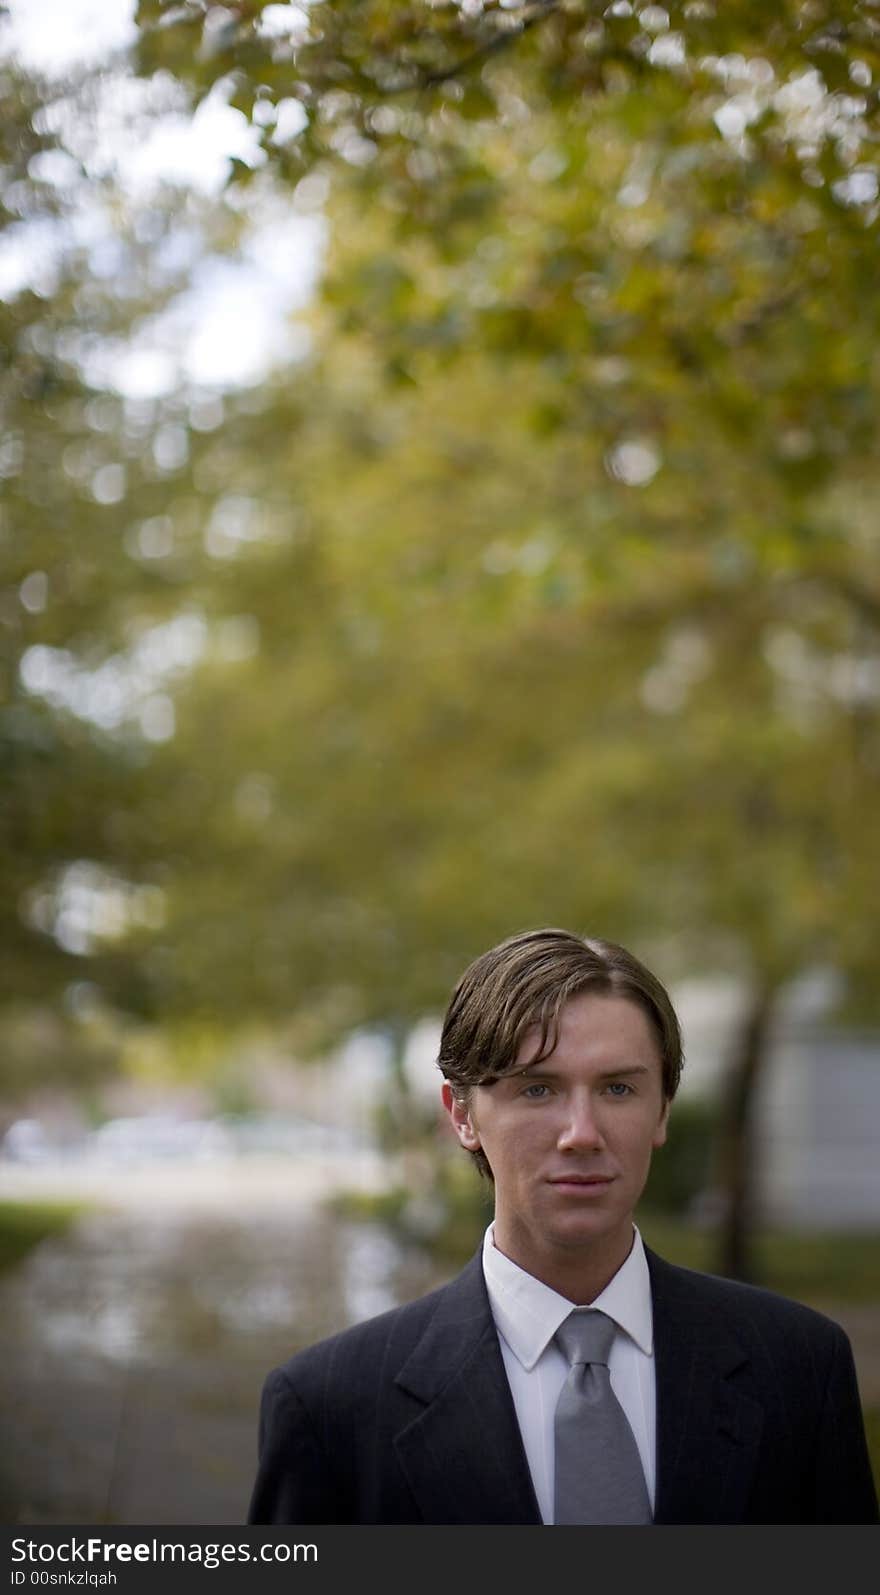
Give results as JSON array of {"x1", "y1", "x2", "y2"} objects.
[{"x1": 1, "y1": 0, "x2": 878, "y2": 1523}]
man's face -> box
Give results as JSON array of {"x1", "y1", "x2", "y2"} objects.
[{"x1": 442, "y1": 991, "x2": 669, "y2": 1293}]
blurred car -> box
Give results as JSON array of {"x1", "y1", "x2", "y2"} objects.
[
  {"x1": 89, "y1": 1115, "x2": 235, "y2": 1165},
  {"x1": 220, "y1": 1112, "x2": 366, "y2": 1158},
  {"x1": 0, "y1": 1118, "x2": 53, "y2": 1163}
]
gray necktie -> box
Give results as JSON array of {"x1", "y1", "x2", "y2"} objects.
[{"x1": 553, "y1": 1308, "x2": 652, "y2": 1525}]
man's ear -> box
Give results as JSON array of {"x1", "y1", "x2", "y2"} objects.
[
  {"x1": 652, "y1": 1097, "x2": 670, "y2": 1150},
  {"x1": 441, "y1": 1081, "x2": 482, "y2": 1152}
]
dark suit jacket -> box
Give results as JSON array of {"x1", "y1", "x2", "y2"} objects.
[{"x1": 248, "y1": 1246, "x2": 879, "y2": 1524}]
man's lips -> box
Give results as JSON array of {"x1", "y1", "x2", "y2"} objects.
[{"x1": 547, "y1": 1174, "x2": 615, "y2": 1186}]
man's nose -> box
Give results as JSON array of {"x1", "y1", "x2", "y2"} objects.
[{"x1": 557, "y1": 1094, "x2": 605, "y2": 1151}]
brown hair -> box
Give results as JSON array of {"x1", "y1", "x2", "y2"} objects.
[{"x1": 438, "y1": 927, "x2": 683, "y2": 1180}]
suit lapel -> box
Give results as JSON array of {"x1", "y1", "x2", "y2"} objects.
[
  {"x1": 388, "y1": 1245, "x2": 766, "y2": 1524},
  {"x1": 391, "y1": 1253, "x2": 541, "y2": 1524},
  {"x1": 648, "y1": 1249, "x2": 764, "y2": 1524}
]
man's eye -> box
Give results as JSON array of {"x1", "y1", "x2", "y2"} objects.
[
  {"x1": 606, "y1": 1082, "x2": 633, "y2": 1097},
  {"x1": 522, "y1": 1083, "x2": 550, "y2": 1100}
]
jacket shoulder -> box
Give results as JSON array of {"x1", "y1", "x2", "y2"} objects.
[
  {"x1": 270, "y1": 1261, "x2": 476, "y2": 1394},
  {"x1": 646, "y1": 1247, "x2": 850, "y2": 1344}
]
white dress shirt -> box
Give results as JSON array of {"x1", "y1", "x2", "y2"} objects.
[{"x1": 481, "y1": 1223, "x2": 657, "y2": 1524}]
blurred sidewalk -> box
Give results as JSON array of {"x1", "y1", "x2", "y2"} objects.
[{"x1": 0, "y1": 1179, "x2": 442, "y2": 1524}]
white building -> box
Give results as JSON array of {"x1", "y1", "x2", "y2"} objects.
[{"x1": 675, "y1": 972, "x2": 880, "y2": 1231}]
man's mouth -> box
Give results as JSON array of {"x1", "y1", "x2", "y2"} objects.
[{"x1": 548, "y1": 1174, "x2": 615, "y2": 1187}]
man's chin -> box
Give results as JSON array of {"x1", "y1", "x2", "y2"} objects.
[
  {"x1": 541, "y1": 1201, "x2": 638, "y2": 1251},
  {"x1": 545, "y1": 1213, "x2": 620, "y2": 1248}
]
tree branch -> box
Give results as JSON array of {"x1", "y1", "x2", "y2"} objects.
[{"x1": 417, "y1": 0, "x2": 563, "y2": 91}]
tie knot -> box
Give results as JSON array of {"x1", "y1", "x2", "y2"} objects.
[{"x1": 555, "y1": 1308, "x2": 615, "y2": 1368}]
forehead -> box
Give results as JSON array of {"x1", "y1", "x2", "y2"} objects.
[{"x1": 515, "y1": 990, "x2": 662, "y2": 1071}]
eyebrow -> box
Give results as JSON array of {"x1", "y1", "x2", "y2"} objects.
[{"x1": 514, "y1": 1063, "x2": 655, "y2": 1081}]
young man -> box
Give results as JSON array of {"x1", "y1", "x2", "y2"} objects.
[{"x1": 248, "y1": 928, "x2": 879, "y2": 1524}]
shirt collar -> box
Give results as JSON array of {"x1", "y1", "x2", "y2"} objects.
[{"x1": 481, "y1": 1222, "x2": 654, "y2": 1371}]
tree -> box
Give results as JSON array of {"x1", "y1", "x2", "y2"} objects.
[
  {"x1": 0, "y1": 49, "x2": 253, "y2": 1086},
  {"x1": 128, "y1": 2, "x2": 879, "y2": 1273},
  {"x1": 4, "y1": 6, "x2": 878, "y2": 1278}
]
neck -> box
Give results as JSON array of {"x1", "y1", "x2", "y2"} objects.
[{"x1": 492, "y1": 1223, "x2": 636, "y2": 1305}]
